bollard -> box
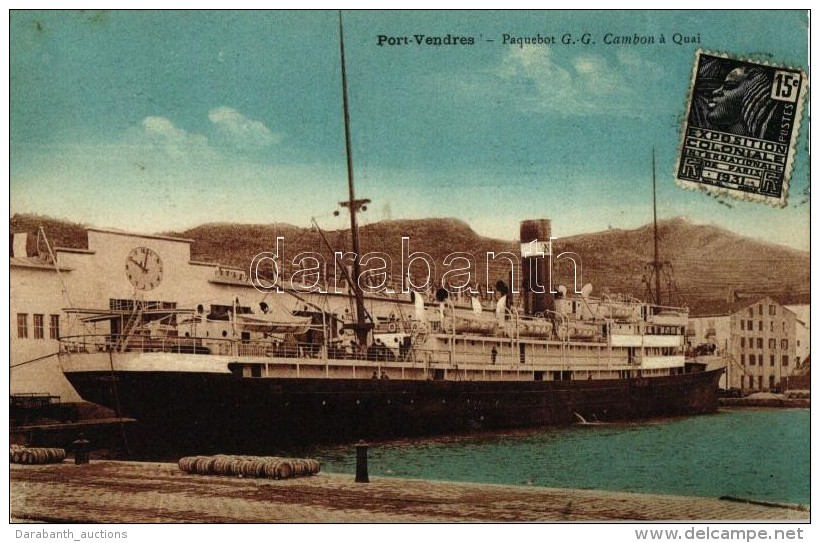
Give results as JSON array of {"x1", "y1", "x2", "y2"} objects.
[
  {"x1": 72, "y1": 434, "x2": 90, "y2": 465},
  {"x1": 355, "y1": 442, "x2": 369, "y2": 483}
]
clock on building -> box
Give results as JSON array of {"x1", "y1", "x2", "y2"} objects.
[{"x1": 125, "y1": 247, "x2": 164, "y2": 291}]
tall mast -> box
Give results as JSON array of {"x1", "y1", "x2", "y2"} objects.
[
  {"x1": 338, "y1": 11, "x2": 370, "y2": 347},
  {"x1": 652, "y1": 147, "x2": 662, "y2": 306}
]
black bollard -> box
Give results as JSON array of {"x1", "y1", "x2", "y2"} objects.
[
  {"x1": 72, "y1": 434, "x2": 90, "y2": 465},
  {"x1": 355, "y1": 442, "x2": 369, "y2": 483}
]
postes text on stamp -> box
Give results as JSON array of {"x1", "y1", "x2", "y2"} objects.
[{"x1": 676, "y1": 51, "x2": 807, "y2": 207}]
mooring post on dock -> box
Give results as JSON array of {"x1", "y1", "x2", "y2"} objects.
[
  {"x1": 72, "y1": 433, "x2": 90, "y2": 465},
  {"x1": 355, "y1": 442, "x2": 369, "y2": 483}
]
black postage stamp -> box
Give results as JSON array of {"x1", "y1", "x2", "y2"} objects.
[{"x1": 675, "y1": 50, "x2": 808, "y2": 207}]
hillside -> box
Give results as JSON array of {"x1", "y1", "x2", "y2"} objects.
[{"x1": 10, "y1": 214, "x2": 810, "y2": 315}]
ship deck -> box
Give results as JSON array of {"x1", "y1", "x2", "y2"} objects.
[{"x1": 11, "y1": 460, "x2": 808, "y2": 522}]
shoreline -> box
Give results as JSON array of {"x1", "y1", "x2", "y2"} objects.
[{"x1": 719, "y1": 398, "x2": 810, "y2": 408}]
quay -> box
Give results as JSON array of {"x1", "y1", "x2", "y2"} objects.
[
  {"x1": 11, "y1": 460, "x2": 809, "y2": 523},
  {"x1": 719, "y1": 397, "x2": 810, "y2": 409}
]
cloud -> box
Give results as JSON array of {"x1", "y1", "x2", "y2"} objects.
[
  {"x1": 208, "y1": 106, "x2": 282, "y2": 150},
  {"x1": 140, "y1": 116, "x2": 212, "y2": 158},
  {"x1": 497, "y1": 46, "x2": 662, "y2": 116},
  {"x1": 135, "y1": 109, "x2": 281, "y2": 162}
]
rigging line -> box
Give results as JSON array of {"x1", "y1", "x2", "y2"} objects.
[
  {"x1": 107, "y1": 350, "x2": 132, "y2": 457},
  {"x1": 37, "y1": 227, "x2": 91, "y2": 335},
  {"x1": 10, "y1": 351, "x2": 60, "y2": 369}
]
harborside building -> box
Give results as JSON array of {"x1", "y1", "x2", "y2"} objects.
[
  {"x1": 729, "y1": 297, "x2": 804, "y2": 392},
  {"x1": 689, "y1": 296, "x2": 809, "y2": 392},
  {"x1": 10, "y1": 228, "x2": 262, "y2": 401}
]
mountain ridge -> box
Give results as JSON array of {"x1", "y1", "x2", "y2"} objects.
[{"x1": 10, "y1": 213, "x2": 809, "y2": 315}]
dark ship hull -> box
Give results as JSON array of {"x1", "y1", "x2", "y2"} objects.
[{"x1": 66, "y1": 367, "x2": 723, "y2": 456}]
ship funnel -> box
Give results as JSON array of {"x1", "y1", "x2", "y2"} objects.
[{"x1": 520, "y1": 220, "x2": 555, "y2": 316}]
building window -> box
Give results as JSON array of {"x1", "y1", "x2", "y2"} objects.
[
  {"x1": 741, "y1": 337, "x2": 745, "y2": 348},
  {"x1": 782, "y1": 355, "x2": 789, "y2": 366},
  {"x1": 769, "y1": 305, "x2": 776, "y2": 316},
  {"x1": 758, "y1": 304, "x2": 763, "y2": 315},
  {"x1": 740, "y1": 320, "x2": 745, "y2": 331},
  {"x1": 758, "y1": 321, "x2": 763, "y2": 331},
  {"x1": 781, "y1": 339, "x2": 788, "y2": 350},
  {"x1": 768, "y1": 338, "x2": 776, "y2": 350},
  {"x1": 748, "y1": 308, "x2": 754, "y2": 318},
  {"x1": 770, "y1": 354, "x2": 775, "y2": 366},
  {"x1": 749, "y1": 354, "x2": 756, "y2": 366},
  {"x1": 33, "y1": 314, "x2": 44, "y2": 340},
  {"x1": 748, "y1": 320, "x2": 753, "y2": 330},
  {"x1": 757, "y1": 338, "x2": 763, "y2": 349},
  {"x1": 16, "y1": 313, "x2": 28, "y2": 338},
  {"x1": 49, "y1": 315, "x2": 60, "y2": 340},
  {"x1": 740, "y1": 354, "x2": 745, "y2": 366}
]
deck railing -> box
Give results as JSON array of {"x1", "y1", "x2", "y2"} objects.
[{"x1": 59, "y1": 332, "x2": 680, "y2": 371}]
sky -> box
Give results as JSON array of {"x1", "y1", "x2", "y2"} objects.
[{"x1": 8, "y1": 10, "x2": 811, "y2": 250}]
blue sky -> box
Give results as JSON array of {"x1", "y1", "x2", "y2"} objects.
[{"x1": 8, "y1": 10, "x2": 810, "y2": 249}]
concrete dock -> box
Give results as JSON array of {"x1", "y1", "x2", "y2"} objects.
[{"x1": 11, "y1": 461, "x2": 809, "y2": 523}]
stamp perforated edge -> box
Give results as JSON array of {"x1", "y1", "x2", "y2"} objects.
[{"x1": 674, "y1": 49, "x2": 809, "y2": 208}]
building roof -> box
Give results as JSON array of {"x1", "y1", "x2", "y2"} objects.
[
  {"x1": 728, "y1": 296, "x2": 799, "y2": 318},
  {"x1": 9, "y1": 256, "x2": 71, "y2": 271},
  {"x1": 86, "y1": 227, "x2": 194, "y2": 244},
  {"x1": 690, "y1": 295, "x2": 803, "y2": 318}
]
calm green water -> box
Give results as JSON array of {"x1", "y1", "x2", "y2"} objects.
[{"x1": 306, "y1": 408, "x2": 810, "y2": 505}]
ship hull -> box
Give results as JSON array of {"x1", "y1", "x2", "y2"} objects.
[{"x1": 64, "y1": 368, "x2": 723, "y2": 455}]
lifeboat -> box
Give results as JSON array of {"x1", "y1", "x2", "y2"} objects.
[
  {"x1": 557, "y1": 322, "x2": 598, "y2": 340},
  {"x1": 517, "y1": 319, "x2": 554, "y2": 337}
]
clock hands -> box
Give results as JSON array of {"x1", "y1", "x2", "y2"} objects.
[
  {"x1": 126, "y1": 248, "x2": 162, "y2": 291},
  {"x1": 128, "y1": 256, "x2": 148, "y2": 273}
]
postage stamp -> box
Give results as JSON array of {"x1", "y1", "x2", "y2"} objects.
[{"x1": 675, "y1": 50, "x2": 808, "y2": 207}]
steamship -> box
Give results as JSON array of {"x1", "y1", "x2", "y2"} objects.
[
  {"x1": 57, "y1": 16, "x2": 722, "y2": 453},
  {"x1": 59, "y1": 221, "x2": 722, "y2": 452}
]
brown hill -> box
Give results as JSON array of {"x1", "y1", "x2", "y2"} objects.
[
  {"x1": 10, "y1": 214, "x2": 809, "y2": 315},
  {"x1": 555, "y1": 218, "x2": 810, "y2": 314},
  {"x1": 10, "y1": 214, "x2": 89, "y2": 253}
]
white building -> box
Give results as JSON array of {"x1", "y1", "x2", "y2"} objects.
[
  {"x1": 785, "y1": 305, "x2": 810, "y2": 367},
  {"x1": 729, "y1": 297, "x2": 803, "y2": 392},
  {"x1": 687, "y1": 314, "x2": 731, "y2": 356},
  {"x1": 11, "y1": 228, "x2": 295, "y2": 400},
  {"x1": 689, "y1": 297, "x2": 809, "y2": 392}
]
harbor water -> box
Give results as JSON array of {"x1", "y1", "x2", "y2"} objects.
[{"x1": 305, "y1": 408, "x2": 810, "y2": 505}]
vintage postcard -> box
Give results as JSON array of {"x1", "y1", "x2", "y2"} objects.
[
  {"x1": 7, "y1": 10, "x2": 810, "y2": 532},
  {"x1": 676, "y1": 50, "x2": 808, "y2": 207}
]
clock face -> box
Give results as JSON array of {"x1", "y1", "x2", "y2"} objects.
[{"x1": 125, "y1": 247, "x2": 163, "y2": 291}]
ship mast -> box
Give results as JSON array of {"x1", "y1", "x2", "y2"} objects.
[
  {"x1": 652, "y1": 147, "x2": 662, "y2": 306},
  {"x1": 338, "y1": 11, "x2": 371, "y2": 348}
]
